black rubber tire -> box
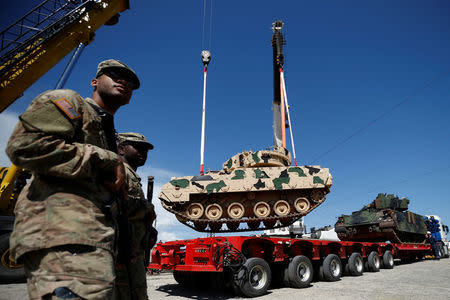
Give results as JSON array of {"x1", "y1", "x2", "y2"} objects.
[
  {"x1": 173, "y1": 270, "x2": 196, "y2": 287},
  {"x1": 288, "y1": 255, "x2": 313, "y2": 288},
  {"x1": 438, "y1": 243, "x2": 444, "y2": 259},
  {"x1": 235, "y1": 257, "x2": 271, "y2": 297},
  {"x1": 282, "y1": 262, "x2": 290, "y2": 287},
  {"x1": 443, "y1": 244, "x2": 449, "y2": 259},
  {"x1": 322, "y1": 254, "x2": 342, "y2": 282},
  {"x1": 0, "y1": 232, "x2": 26, "y2": 283},
  {"x1": 382, "y1": 250, "x2": 394, "y2": 269},
  {"x1": 347, "y1": 252, "x2": 364, "y2": 276},
  {"x1": 367, "y1": 251, "x2": 381, "y2": 272}
]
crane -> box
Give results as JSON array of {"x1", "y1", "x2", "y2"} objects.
[{"x1": 0, "y1": 0, "x2": 130, "y2": 113}]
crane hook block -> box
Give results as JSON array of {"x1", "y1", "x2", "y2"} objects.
[{"x1": 201, "y1": 50, "x2": 211, "y2": 67}]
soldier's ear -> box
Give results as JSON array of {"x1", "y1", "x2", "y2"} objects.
[
  {"x1": 91, "y1": 78, "x2": 98, "y2": 88},
  {"x1": 118, "y1": 144, "x2": 126, "y2": 155}
]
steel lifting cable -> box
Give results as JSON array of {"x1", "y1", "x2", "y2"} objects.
[
  {"x1": 280, "y1": 68, "x2": 298, "y2": 166},
  {"x1": 199, "y1": 0, "x2": 213, "y2": 174}
]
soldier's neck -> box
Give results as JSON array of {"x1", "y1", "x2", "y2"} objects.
[
  {"x1": 91, "y1": 94, "x2": 119, "y2": 115},
  {"x1": 121, "y1": 157, "x2": 138, "y2": 171}
]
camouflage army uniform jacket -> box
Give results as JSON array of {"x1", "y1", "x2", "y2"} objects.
[
  {"x1": 6, "y1": 89, "x2": 119, "y2": 260},
  {"x1": 123, "y1": 163, "x2": 155, "y2": 256},
  {"x1": 124, "y1": 162, "x2": 147, "y2": 221}
]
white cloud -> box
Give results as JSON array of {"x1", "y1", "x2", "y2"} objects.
[
  {"x1": 135, "y1": 166, "x2": 210, "y2": 242},
  {"x1": 137, "y1": 166, "x2": 185, "y2": 227},
  {"x1": 158, "y1": 230, "x2": 181, "y2": 242},
  {"x1": 0, "y1": 112, "x2": 19, "y2": 166}
]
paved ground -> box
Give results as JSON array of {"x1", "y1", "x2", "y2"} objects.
[{"x1": 1, "y1": 258, "x2": 449, "y2": 299}]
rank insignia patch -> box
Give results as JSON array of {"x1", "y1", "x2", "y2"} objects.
[{"x1": 52, "y1": 98, "x2": 81, "y2": 119}]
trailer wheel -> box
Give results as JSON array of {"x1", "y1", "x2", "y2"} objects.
[
  {"x1": 437, "y1": 242, "x2": 445, "y2": 259},
  {"x1": 367, "y1": 251, "x2": 381, "y2": 272},
  {"x1": 288, "y1": 255, "x2": 313, "y2": 288},
  {"x1": 382, "y1": 250, "x2": 394, "y2": 269},
  {"x1": 282, "y1": 263, "x2": 290, "y2": 287},
  {"x1": 173, "y1": 270, "x2": 195, "y2": 287},
  {"x1": 0, "y1": 232, "x2": 26, "y2": 283},
  {"x1": 322, "y1": 254, "x2": 342, "y2": 282},
  {"x1": 443, "y1": 244, "x2": 449, "y2": 259},
  {"x1": 235, "y1": 257, "x2": 271, "y2": 297},
  {"x1": 347, "y1": 252, "x2": 363, "y2": 276}
]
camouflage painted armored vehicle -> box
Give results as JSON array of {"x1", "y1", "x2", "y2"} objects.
[
  {"x1": 159, "y1": 146, "x2": 332, "y2": 232},
  {"x1": 335, "y1": 193, "x2": 427, "y2": 243}
]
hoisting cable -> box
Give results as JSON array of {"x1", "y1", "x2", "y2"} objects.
[
  {"x1": 199, "y1": 0, "x2": 213, "y2": 175},
  {"x1": 280, "y1": 68, "x2": 287, "y2": 148},
  {"x1": 200, "y1": 50, "x2": 210, "y2": 175},
  {"x1": 280, "y1": 67, "x2": 298, "y2": 166}
]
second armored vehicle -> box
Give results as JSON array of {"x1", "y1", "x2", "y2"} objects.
[{"x1": 335, "y1": 193, "x2": 427, "y2": 243}]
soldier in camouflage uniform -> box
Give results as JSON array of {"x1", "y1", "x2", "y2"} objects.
[
  {"x1": 5, "y1": 59, "x2": 140, "y2": 299},
  {"x1": 115, "y1": 132, "x2": 156, "y2": 300}
]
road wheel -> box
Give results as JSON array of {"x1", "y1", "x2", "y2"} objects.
[
  {"x1": 367, "y1": 251, "x2": 381, "y2": 272},
  {"x1": 0, "y1": 232, "x2": 25, "y2": 283},
  {"x1": 382, "y1": 250, "x2": 394, "y2": 269},
  {"x1": 273, "y1": 200, "x2": 290, "y2": 216},
  {"x1": 187, "y1": 203, "x2": 204, "y2": 219},
  {"x1": 347, "y1": 252, "x2": 364, "y2": 276},
  {"x1": 288, "y1": 255, "x2": 313, "y2": 288},
  {"x1": 205, "y1": 204, "x2": 222, "y2": 220},
  {"x1": 253, "y1": 202, "x2": 270, "y2": 218},
  {"x1": 294, "y1": 197, "x2": 310, "y2": 213},
  {"x1": 227, "y1": 202, "x2": 244, "y2": 219},
  {"x1": 235, "y1": 258, "x2": 271, "y2": 297},
  {"x1": 322, "y1": 254, "x2": 342, "y2": 281}
]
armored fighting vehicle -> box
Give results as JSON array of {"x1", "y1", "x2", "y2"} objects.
[
  {"x1": 334, "y1": 193, "x2": 427, "y2": 243},
  {"x1": 159, "y1": 21, "x2": 332, "y2": 232},
  {"x1": 159, "y1": 146, "x2": 332, "y2": 232}
]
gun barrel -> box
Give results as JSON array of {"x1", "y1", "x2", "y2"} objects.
[{"x1": 147, "y1": 176, "x2": 154, "y2": 203}]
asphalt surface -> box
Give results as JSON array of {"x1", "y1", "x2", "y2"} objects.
[{"x1": 1, "y1": 258, "x2": 449, "y2": 299}]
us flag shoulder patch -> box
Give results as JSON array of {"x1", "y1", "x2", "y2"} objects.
[{"x1": 52, "y1": 98, "x2": 81, "y2": 119}]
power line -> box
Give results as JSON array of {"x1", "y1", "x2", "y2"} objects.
[
  {"x1": 312, "y1": 69, "x2": 450, "y2": 163},
  {"x1": 366, "y1": 165, "x2": 450, "y2": 193}
]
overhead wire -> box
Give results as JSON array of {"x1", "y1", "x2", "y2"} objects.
[
  {"x1": 366, "y1": 165, "x2": 450, "y2": 193},
  {"x1": 312, "y1": 69, "x2": 450, "y2": 163}
]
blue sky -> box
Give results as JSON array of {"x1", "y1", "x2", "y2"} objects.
[{"x1": 1, "y1": 1, "x2": 449, "y2": 241}]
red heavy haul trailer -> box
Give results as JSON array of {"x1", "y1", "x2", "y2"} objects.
[{"x1": 148, "y1": 235, "x2": 431, "y2": 297}]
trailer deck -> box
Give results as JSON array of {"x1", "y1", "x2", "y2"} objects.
[{"x1": 148, "y1": 235, "x2": 432, "y2": 297}]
